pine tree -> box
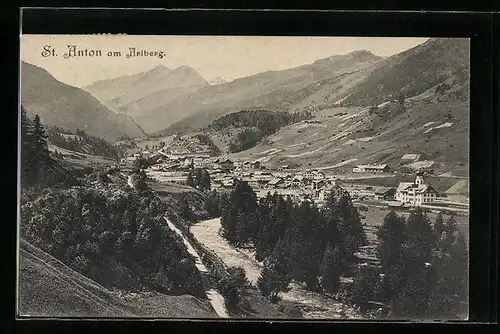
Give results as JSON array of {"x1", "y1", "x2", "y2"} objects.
[
  {"x1": 434, "y1": 213, "x2": 445, "y2": 236},
  {"x1": 338, "y1": 194, "x2": 367, "y2": 258},
  {"x1": 376, "y1": 211, "x2": 407, "y2": 302},
  {"x1": 180, "y1": 196, "x2": 192, "y2": 221},
  {"x1": 186, "y1": 170, "x2": 195, "y2": 188},
  {"x1": 405, "y1": 209, "x2": 435, "y2": 262},
  {"x1": 20, "y1": 105, "x2": 33, "y2": 164},
  {"x1": 392, "y1": 261, "x2": 434, "y2": 318},
  {"x1": 198, "y1": 169, "x2": 211, "y2": 192},
  {"x1": 350, "y1": 265, "x2": 379, "y2": 313},
  {"x1": 387, "y1": 210, "x2": 438, "y2": 317},
  {"x1": 222, "y1": 180, "x2": 257, "y2": 245},
  {"x1": 32, "y1": 115, "x2": 49, "y2": 155},
  {"x1": 257, "y1": 239, "x2": 291, "y2": 303},
  {"x1": 205, "y1": 190, "x2": 220, "y2": 218},
  {"x1": 428, "y1": 222, "x2": 468, "y2": 319},
  {"x1": 287, "y1": 200, "x2": 324, "y2": 290},
  {"x1": 441, "y1": 216, "x2": 459, "y2": 253},
  {"x1": 319, "y1": 243, "x2": 343, "y2": 294},
  {"x1": 378, "y1": 211, "x2": 407, "y2": 272}
]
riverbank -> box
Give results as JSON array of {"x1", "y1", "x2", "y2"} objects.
[{"x1": 191, "y1": 218, "x2": 362, "y2": 319}]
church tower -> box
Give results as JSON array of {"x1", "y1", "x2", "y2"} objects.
[{"x1": 415, "y1": 172, "x2": 424, "y2": 185}]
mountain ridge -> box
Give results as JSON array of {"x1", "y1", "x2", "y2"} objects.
[
  {"x1": 143, "y1": 50, "x2": 383, "y2": 135},
  {"x1": 20, "y1": 61, "x2": 146, "y2": 142},
  {"x1": 83, "y1": 64, "x2": 209, "y2": 114}
]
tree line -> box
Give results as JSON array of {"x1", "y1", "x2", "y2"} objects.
[
  {"x1": 204, "y1": 182, "x2": 468, "y2": 319},
  {"x1": 21, "y1": 105, "x2": 78, "y2": 188},
  {"x1": 20, "y1": 105, "x2": 206, "y2": 298},
  {"x1": 353, "y1": 210, "x2": 468, "y2": 319},
  {"x1": 205, "y1": 181, "x2": 367, "y2": 300},
  {"x1": 207, "y1": 109, "x2": 313, "y2": 153},
  {"x1": 46, "y1": 126, "x2": 124, "y2": 160}
]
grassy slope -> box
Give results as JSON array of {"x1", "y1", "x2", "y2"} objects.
[
  {"x1": 18, "y1": 239, "x2": 217, "y2": 318},
  {"x1": 229, "y1": 96, "x2": 468, "y2": 175}
]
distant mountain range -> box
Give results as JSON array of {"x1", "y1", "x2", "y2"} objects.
[
  {"x1": 23, "y1": 38, "x2": 469, "y2": 154},
  {"x1": 83, "y1": 65, "x2": 209, "y2": 123},
  {"x1": 208, "y1": 77, "x2": 228, "y2": 86},
  {"x1": 20, "y1": 61, "x2": 146, "y2": 142},
  {"x1": 82, "y1": 49, "x2": 382, "y2": 135}
]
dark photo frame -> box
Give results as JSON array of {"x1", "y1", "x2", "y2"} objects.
[{"x1": 3, "y1": 7, "x2": 498, "y2": 334}]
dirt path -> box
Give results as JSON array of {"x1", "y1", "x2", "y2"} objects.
[{"x1": 163, "y1": 218, "x2": 229, "y2": 318}]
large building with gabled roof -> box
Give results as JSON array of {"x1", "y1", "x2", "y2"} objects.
[{"x1": 396, "y1": 173, "x2": 439, "y2": 206}]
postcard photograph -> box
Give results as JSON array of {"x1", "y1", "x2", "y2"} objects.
[{"x1": 18, "y1": 34, "x2": 469, "y2": 320}]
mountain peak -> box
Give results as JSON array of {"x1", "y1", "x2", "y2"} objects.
[
  {"x1": 148, "y1": 64, "x2": 171, "y2": 73},
  {"x1": 347, "y1": 49, "x2": 378, "y2": 57},
  {"x1": 208, "y1": 76, "x2": 227, "y2": 86}
]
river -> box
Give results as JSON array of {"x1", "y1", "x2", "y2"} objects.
[{"x1": 191, "y1": 218, "x2": 361, "y2": 319}]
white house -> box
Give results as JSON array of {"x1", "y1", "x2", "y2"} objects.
[
  {"x1": 396, "y1": 174, "x2": 439, "y2": 206},
  {"x1": 353, "y1": 164, "x2": 391, "y2": 173},
  {"x1": 315, "y1": 184, "x2": 347, "y2": 201},
  {"x1": 303, "y1": 170, "x2": 326, "y2": 180}
]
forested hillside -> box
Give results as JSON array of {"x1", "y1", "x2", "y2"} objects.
[
  {"x1": 47, "y1": 126, "x2": 124, "y2": 160},
  {"x1": 204, "y1": 109, "x2": 312, "y2": 153},
  {"x1": 19, "y1": 105, "x2": 209, "y2": 307}
]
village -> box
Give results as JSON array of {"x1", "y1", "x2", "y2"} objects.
[{"x1": 121, "y1": 145, "x2": 469, "y2": 217}]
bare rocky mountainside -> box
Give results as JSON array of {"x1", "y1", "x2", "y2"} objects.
[{"x1": 20, "y1": 61, "x2": 146, "y2": 141}]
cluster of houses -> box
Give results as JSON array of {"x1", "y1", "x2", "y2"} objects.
[
  {"x1": 143, "y1": 145, "x2": 440, "y2": 208},
  {"x1": 146, "y1": 154, "x2": 348, "y2": 204}
]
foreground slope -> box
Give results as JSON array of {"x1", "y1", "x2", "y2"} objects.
[
  {"x1": 20, "y1": 61, "x2": 146, "y2": 141},
  {"x1": 18, "y1": 238, "x2": 217, "y2": 318}
]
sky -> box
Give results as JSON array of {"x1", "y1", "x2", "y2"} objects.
[{"x1": 20, "y1": 35, "x2": 429, "y2": 88}]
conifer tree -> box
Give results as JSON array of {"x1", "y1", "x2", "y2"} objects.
[
  {"x1": 257, "y1": 238, "x2": 291, "y2": 303},
  {"x1": 31, "y1": 114, "x2": 49, "y2": 155},
  {"x1": 20, "y1": 105, "x2": 33, "y2": 165},
  {"x1": 350, "y1": 265, "x2": 379, "y2": 313},
  {"x1": 376, "y1": 211, "x2": 407, "y2": 302},
  {"x1": 186, "y1": 170, "x2": 195, "y2": 188},
  {"x1": 180, "y1": 196, "x2": 192, "y2": 221},
  {"x1": 434, "y1": 212, "x2": 445, "y2": 238},
  {"x1": 205, "y1": 190, "x2": 220, "y2": 218},
  {"x1": 221, "y1": 180, "x2": 257, "y2": 245},
  {"x1": 405, "y1": 209, "x2": 435, "y2": 262},
  {"x1": 378, "y1": 211, "x2": 407, "y2": 272},
  {"x1": 337, "y1": 194, "x2": 367, "y2": 258},
  {"x1": 319, "y1": 243, "x2": 343, "y2": 294}
]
